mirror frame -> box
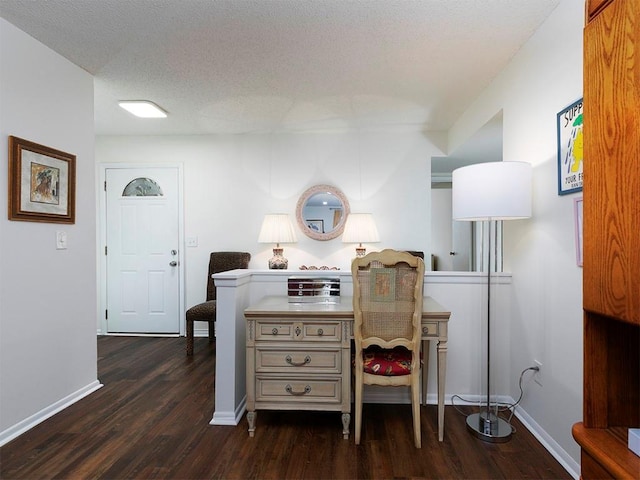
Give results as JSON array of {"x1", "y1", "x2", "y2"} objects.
[{"x1": 295, "y1": 184, "x2": 350, "y2": 241}]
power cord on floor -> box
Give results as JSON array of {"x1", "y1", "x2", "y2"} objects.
[{"x1": 450, "y1": 365, "x2": 540, "y2": 434}]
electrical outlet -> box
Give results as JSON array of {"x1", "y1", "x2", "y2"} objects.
[{"x1": 534, "y1": 360, "x2": 543, "y2": 386}]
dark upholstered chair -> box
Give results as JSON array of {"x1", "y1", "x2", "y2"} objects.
[{"x1": 186, "y1": 251, "x2": 251, "y2": 355}]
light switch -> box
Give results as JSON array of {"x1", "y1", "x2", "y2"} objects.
[
  {"x1": 56, "y1": 231, "x2": 67, "y2": 249},
  {"x1": 186, "y1": 237, "x2": 198, "y2": 247}
]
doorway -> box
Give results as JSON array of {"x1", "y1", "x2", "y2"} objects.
[
  {"x1": 430, "y1": 111, "x2": 503, "y2": 272},
  {"x1": 100, "y1": 165, "x2": 184, "y2": 335}
]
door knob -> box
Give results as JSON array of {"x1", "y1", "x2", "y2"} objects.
[
  {"x1": 169, "y1": 261, "x2": 178, "y2": 267},
  {"x1": 449, "y1": 251, "x2": 456, "y2": 256}
]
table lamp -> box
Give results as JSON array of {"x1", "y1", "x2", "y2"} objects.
[
  {"x1": 258, "y1": 213, "x2": 297, "y2": 269},
  {"x1": 342, "y1": 213, "x2": 380, "y2": 257}
]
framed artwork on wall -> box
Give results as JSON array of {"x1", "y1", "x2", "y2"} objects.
[
  {"x1": 8, "y1": 136, "x2": 76, "y2": 224},
  {"x1": 306, "y1": 219, "x2": 324, "y2": 233},
  {"x1": 557, "y1": 98, "x2": 584, "y2": 195}
]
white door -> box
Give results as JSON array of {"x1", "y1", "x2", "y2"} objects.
[
  {"x1": 451, "y1": 220, "x2": 472, "y2": 271},
  {"x1": 105, "y1": 167, "x2": 180, "y2": 334}
]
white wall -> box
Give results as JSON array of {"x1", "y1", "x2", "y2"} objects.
[
  {"x1": 96, "y1": 131, "x2": 442, "y2": 315},
  {"x1": 448, "y1": 0, "x2": 584, "y2": 471},
  {"x1": 0, "y1": 19, "x2": 99, "y2": 443}
]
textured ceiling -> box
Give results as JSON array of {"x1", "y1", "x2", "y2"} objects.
[{"x1": 0, "y1": 0, "x2": 561, "y2": 137}]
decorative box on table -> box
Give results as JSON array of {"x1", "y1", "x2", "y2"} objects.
[{"x1": 287, "y1": 276, "x2": 340, "y2": 303}]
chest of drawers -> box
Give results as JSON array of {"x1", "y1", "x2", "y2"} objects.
[
  {"x1": 244, "y1": 296, "x2": 450, "y2": 440},
  {"x1": 245, "y1": 302, "x2": 353, "y2": 438}
]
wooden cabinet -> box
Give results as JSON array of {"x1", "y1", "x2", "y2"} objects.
[
  {"x1": 585, "y1": 0, "x2": 615, "y2": 22},
  {"x1": 574, "y1": 0, "x2": 640, "y2": 478},
  {"x1": 582, "y1": 0, "x2": 640, "y2": 326}
]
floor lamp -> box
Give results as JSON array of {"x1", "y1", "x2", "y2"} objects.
[{"x1": 452, "y1": 161, "x2": 532, "y2": 442}]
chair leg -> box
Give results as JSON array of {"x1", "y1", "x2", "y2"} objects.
[
  {"x1": 208, "y1": 321, "x2": 215, "y2": 342},
  {"x1": 411, "y1": 375, "x2": 422, "y2": 448},
  {"x1": 355, "y1": 370, "x2": 363, "y2": 445},
  {"x1": 186, "y1": 319, "x2": 194, "y2": 355}
]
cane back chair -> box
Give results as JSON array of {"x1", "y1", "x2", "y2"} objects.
[{"x1": 351, "y1": 249, "x2": 425, "y2": 447}]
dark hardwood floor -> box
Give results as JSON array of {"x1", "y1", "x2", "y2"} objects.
[{"x1": 0, "y1": 336, "x2": 571, "y2": 479}]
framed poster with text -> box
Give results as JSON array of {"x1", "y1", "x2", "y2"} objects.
[{"x1": 557, "y1": 98, "x2": 583, "y2": 195}]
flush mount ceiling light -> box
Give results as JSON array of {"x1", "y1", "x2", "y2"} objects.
[{"x1": 118, "y1": 101, "x2": 167, "y2": 118}]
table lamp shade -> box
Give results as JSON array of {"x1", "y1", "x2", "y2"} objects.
[
  {"x1": 341, "y1": 213, "x2": 380, "y2": 244},
  {"x1": 452, "y1": 162, "x2": 532, "y2": 221},
  {"x1": 258, "y1": 214, "x2": 297, "y2": 245},
  {"x1": 342, "y1": 213, "x2": 380, "y2": 257}
]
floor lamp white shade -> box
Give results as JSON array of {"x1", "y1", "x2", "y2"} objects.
[
  {"x1": 452, "y1": 161, "x2": 532, "y2": 221},
  {"x1": 451, "y1": 161, "x2": 532, "y2": 443}
]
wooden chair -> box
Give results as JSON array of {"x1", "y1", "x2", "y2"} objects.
[
  {"x1": 186, "y1": 251, "x2": 251, "y2": 355},
  {"x1": 351, "y1": 249, "x2": 425, "y2": 447}
]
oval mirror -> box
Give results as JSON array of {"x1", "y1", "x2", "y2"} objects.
[{"x1": 295, "y1": 185, "x2": 350, "y2": 241}]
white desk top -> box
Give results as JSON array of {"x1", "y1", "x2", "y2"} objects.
[{"x1": 244, "y1": 295, "x2": 450, "y2": 320}]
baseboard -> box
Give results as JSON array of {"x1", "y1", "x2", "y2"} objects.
[
  {"x1": 210, "y1": 396, "x2": 246, "y2": 426},
  {"x1": 0, "y1": 380, "x2": 103, "y2": 447},
  {"x1": 193, "y1": 327, "x2": 211, "y2": 337},
  {"x1": 96, "y1": 328, "x2": 206, "y2": 337},
  {"x1": 101, "y1": 333, "x2": 179, "y2": 338},
  {"x1": 514, "y1": 406, "x2": 580, "y2": 480}
]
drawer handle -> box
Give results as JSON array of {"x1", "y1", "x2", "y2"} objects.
[
  {"x1": 295, "y1": 326, "x2": 301, "y2": 336},
  {"x1": 272, "y1": 328, "x2": 278, "y2": 335},
  {"x1": 423, "y1": 326, "x2": 429, "y2": 334},
  {"x1": 317, "y1": 328, "x2": 324, "y2": 336},
  {"x1": 285, "y1": 355, "x2": 311, "y2": 366},
  {"x1": 285, "y1": 384, "x2": 311, "y2": 396}
]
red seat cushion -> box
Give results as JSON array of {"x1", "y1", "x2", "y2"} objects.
[{"x1": 362, "y1": 346, "x2": 413, "y2": 376}]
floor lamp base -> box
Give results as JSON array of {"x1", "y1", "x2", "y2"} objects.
[{"x1": 466, "y1": 411, "x2": 512, "y2": 443}]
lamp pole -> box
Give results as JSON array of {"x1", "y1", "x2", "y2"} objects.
[
  {"x1": 465, "y1": 219, "x2": 512, "y2": 442},
  {"x1": 486, "y1": 219, "x2": 493, "y2": 429}
]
